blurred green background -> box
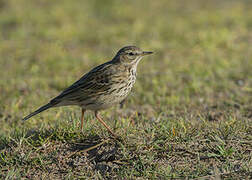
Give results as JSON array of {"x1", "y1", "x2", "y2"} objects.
[{"x1": 0, "y1": 0, "x2": 251, "y2": 178}]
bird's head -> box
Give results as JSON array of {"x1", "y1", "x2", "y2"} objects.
[{"x1": 113, "y1": 46, "x2": 153, "y2": 66}]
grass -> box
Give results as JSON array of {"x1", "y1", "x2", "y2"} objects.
[{"x1": 0, "y1": 0, "x2": 252, "y2": 179}]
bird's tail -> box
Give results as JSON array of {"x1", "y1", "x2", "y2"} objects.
[{"x1": 22, "y1": 103, "x2": 54, "y2": 121}]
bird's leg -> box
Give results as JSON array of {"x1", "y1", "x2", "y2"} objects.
[
  {"x1": 81, "y1": 108, "x2": 86, "y2": 130},
  {"x1": 95, "y1": 111, "x2": 117, "y2": 137}
]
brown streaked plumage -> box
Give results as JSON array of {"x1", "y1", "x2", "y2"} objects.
[{"x1": 22, "y1": 46, "x2": 153, "y2": 137}]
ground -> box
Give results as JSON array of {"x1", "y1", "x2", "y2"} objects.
[{"x1": 0, "y1": 0, "x2": 252, "y2": 179}]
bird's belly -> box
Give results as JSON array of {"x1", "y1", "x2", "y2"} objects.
[{"x1": 83, "y1": 78, "x2": 135, "y2": 110}]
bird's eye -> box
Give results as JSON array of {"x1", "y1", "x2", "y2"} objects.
[{"x1": 128, "y1": 52, "x2": 134, "y2": 56}]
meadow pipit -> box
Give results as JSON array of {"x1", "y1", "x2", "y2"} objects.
[{"x1": 22, "y1": 46, "x2": 153, "y2": 137}]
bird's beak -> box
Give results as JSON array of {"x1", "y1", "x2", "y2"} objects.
[{"x1": 142, "y1": 51, "x2": 153, "y2": 56}]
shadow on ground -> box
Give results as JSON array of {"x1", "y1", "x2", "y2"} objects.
[{"x1": 0, "y1": 128, "x2": 126, "y2": 178}]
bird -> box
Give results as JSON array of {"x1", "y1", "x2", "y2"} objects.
[{"x1": 22, "y1": 46, "x2": 153, "y2": 137}]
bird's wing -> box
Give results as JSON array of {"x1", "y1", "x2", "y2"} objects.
[{"x1": 50, "y1": 62, "x2": 115, "y2": 104}]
